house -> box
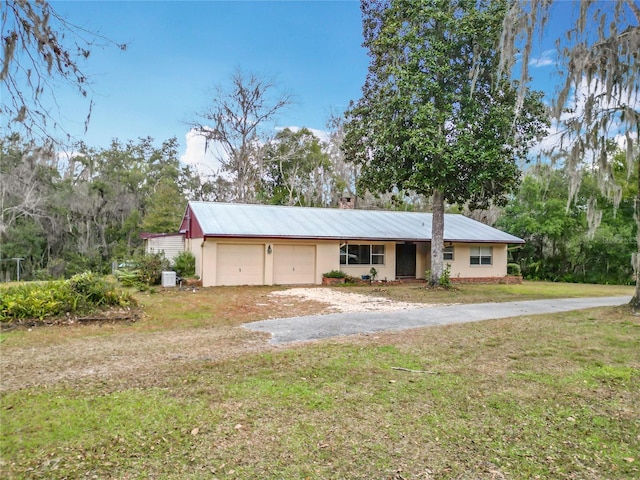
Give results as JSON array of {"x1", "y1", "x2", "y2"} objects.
[
  {"x1": 179, "y1": 201, "x2": 524, "y2": 287},
  {"x1": 141, "y1": 232, "x2": 185, "y2": 263}
]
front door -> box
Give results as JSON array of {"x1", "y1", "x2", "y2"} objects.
[{"x1": 396, "y1": 243, "x2": 416, "y2": 277}]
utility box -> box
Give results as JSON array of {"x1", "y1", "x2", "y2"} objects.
[{"x1": 161, "y1": 271, "x2": 177, "y2": 287}]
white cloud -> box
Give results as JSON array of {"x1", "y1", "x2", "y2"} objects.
[
  {"x1": 529, "y1": 49, "x2": 556, "y2": 68},
  {"x1": 179, "y1": 129, "x2": 227, "y2": 177}
]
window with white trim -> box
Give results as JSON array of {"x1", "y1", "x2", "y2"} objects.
[
  {"x1": 470, "y1": 246, "x2": 492, "y2": 265},
  {"x1": 340, "y1": 244, "x2": 385, "y2": 265},
  {"x1": 371, "y1": 245, "x2": 385, "y2": 264},
  {"x1": 443, "y1": 245, "x2": 454, "y2": 261}
]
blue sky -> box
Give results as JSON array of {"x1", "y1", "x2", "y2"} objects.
[
  {"x1": 50, "y1": 1, "x2": 369, "y2": 152},
  {"x1": 46, "y1": 0, "x2": 579, "y2": 165}
]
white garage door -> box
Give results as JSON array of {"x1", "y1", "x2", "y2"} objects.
[
  {"x1": 273, "y1": 245, "x2": 316, "y2": 285},
  {"x1": 216, "y1": 244, "x2": 265, "y2": 286}
]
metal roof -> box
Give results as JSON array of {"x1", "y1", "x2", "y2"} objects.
[{"x1": 186, "y1": 201, "x2": 524, "y2": 244}]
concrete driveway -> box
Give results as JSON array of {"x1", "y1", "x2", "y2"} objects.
[{"x1": 245, "y1": 296, "x2": 631, "y2": 345}]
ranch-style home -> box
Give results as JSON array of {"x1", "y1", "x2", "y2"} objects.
[{"x1": 177, "y1": 201, "x2": 524, "y2": 287}]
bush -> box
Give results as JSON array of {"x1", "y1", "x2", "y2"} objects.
[
  {"x1": 135, "y1": 253, "x2": 170, "y2": 285},
  {"x1": 507, "y1": 263, "x2": 522, "y2": 276},
  {"x1": 113, "y1": 268, "x2": 141, "y2": 287},
  {"x1": 114, "y1": 253, "x2": 170, "y2": 286},
  {"x1": 323, "y1": 270, "x2": 346, "y2": 278},
  {"x1": 439, "y1": 263, "x2": 452, "y2": 288},
  {"x1": 172, "y1": 251, "x2": 196, "y2": 278},
  {"x1": 0, "y1": 273, "x2": 136, "y2": 323},
  {"x1": 425, "y1": 264, "x2": 453, "y2": 288}
]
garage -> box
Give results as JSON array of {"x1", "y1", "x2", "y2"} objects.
[
  {"x1": 273, "y1": 244, "x2": 316, "y2": 285},
  {"x1": 216, "y1": 244, "x2": 265, "y2": 286}
]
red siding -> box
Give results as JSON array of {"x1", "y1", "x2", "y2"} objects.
[{"x1": 180, "y1": 205, "x2": 204, "y2": 239}]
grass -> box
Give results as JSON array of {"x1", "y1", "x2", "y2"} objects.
[
  {"x1": 343, "y1": 280, "x2": 635, "y2": 305},
  {"x1": 1, "y1": 282, "x2": 638, "y2": 479}
]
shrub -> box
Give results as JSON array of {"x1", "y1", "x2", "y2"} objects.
[
  {"x1": 114, "y1": 254, "x2": 170, "y2": 286},
  {"x1": 173, "y1": 251, "x2": 196, "y2": 278},
  {"x1": 369, "y1": 267, "x2": 378, "y2": 282},
  {"x1": 507, "y1": 263, "x2": 522, "y2": 276},
  {"x1": 323, "y1": 270, "x2": 346, "y2": 278},
  {"x1": 0, "y1": 274, "x2": 136, "y2": 323},
  {"x1": 135, "y1": 253, "x2": 170, "y2": 285},
  {"x1": 425, "y1": 264, "x2": 453, "y2": 288},
  {"x1": 439, "y1": 263, "x2": 452, "y2": 288},
  {"x1": 113, "y1": 268, "x2": 141, "y2": 287}
]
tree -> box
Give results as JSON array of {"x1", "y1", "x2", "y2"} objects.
[
  {"x1": 1, "y1": 134, "x2": 196, "y2": 279},
  {"x1": 0, "y1": 136, "x2": 56, "y2": 236},
  {"x1": 1, "y1": 0, "x2": 126, "y2": 143},
  {"x1": 261, "y1": 128, "x2": 331, "y2": 206},
  {"x1": 141, "y1": 178, "x2": 187, "y2": 233},
  {"x1": 190, "y1": 69, "x2": 294, "y2": 203},
  {"x1": 497, "y1": 160, "x2": 636, "y2": 284},
  {"x1": 500, "y1": 0, "x2": 640, "y2": 307},
  {"x1": 343, "y1": 0, "x2": 548, "y2": 286}
]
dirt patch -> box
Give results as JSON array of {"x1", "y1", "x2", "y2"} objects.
[
  {"x1": 269, "y1": 287, "x2": 435, "y2": 313},
  {"x1": 1, "y1": 287, "x2": 428, "y2": 392},
  {"x1": 1, "y1": 325, "x2": 273, "y2": 392}
]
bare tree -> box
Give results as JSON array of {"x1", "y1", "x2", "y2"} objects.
[
  {"x1": 500, "y1": 0, "x2": 640, "y2": 307},
  {"x1": 1, "y1": 0, "x2": 126, "y2": 143},
  {"x1": 0, "y1": 137, "x2": 56, "y2": 236},
  {"x1": 190, "y1": 69, "x2": 294, "y2": 203}
]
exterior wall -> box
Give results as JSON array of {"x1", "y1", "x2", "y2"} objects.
[
  {"x1": 340, "y1": 241, "x2": 397, "y2": 281},
  {"x1": 195, "y1": 237, "x2": 341, "y2": 287},
  {"x1": 445, "y1": 243, "x2": 508, "y2": 279},
  {"x1": 416, "y1": 242, "x2": 430, "y2": 279},
  {"x1": 188, "y1": 236, "x2": 512, "y2": 287},
  {"x1": 316, "y1": 242, "x2": 340, "y2": 283},
  {"x1": 186, "y1": 237, "x2": 204, "y2": 281},
  {"x1": 145, "y1": 235, "x2": 185, "y2": 263}
]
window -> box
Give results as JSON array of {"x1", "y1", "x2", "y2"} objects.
[
  {"x1": 470, "y1": 246, "x2": 492, "y2": 265},
  {"x1": 443, "y1": 245, "x2": 454, "y2": 261},
  {"x1": 340, "y1": 244, "x2": 385, "y2": 265},
  {"x1": 372, "y1": 245, "x2": 385, "y2": 264}
]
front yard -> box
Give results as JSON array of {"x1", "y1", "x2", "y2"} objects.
[{"x1": 1, "y1": 282, "x2": 638, "y2": 478}]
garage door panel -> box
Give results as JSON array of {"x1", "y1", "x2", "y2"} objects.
[
  {"x1": 273, "y1": 245, "x2": 315, "y2": 285},
  {"x1": 217, "y1": 244, "x2": 264, "y2": 286}
]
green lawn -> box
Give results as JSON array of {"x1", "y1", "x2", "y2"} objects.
[{"x1": 1, "y1": 282, "x2": 638, "y2": 479}]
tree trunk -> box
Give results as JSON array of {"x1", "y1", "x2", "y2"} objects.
[
  {"x1": 630, "y1": 165, "x2": 640, "y2": 311},
  {"x1": 430, "y1": 188, "x2": 445, "y2": 287}
]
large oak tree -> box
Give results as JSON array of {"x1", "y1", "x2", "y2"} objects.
[{"x1": 343, "y1": 0, "x2": 547, "y2": 286}]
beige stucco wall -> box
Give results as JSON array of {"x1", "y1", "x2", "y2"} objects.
[
  {"x1": 316, "y1": 242, "x2": 340, "y2": 283},
  {"x1": 416, "y1": 242, "x2": 429, "y2": 279},
  {"x1": 193, "y1": 237, "x2": 342, "y2": 287},
  {"x1": 188, "y1": 237, "x2": 510, "y2": 287},
  {"x1": 445, "y1": 243, "x2": 508, "y2": 279},
  {"x1": 186, "y1": 237, "x2": 204, "y2": 281},
  {"x1": 201, "y1": 239, "x2": 218, "y2": 287}
]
